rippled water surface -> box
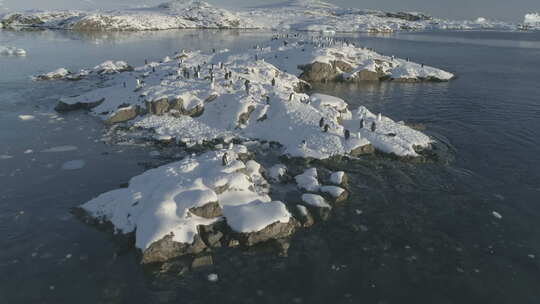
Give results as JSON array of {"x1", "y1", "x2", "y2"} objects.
[{"x1": 1, "y1": 29, "x2": 540, "y2": 304}]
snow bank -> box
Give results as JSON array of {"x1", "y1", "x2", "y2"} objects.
[
  {"x1": 81, "y1": 146, "x2": 293, "y2": 250},
  {"x1": 50, "y1": 37, "x2": 438, "y2": 158}
]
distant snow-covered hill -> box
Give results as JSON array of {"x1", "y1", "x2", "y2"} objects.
[{"x1": 0, "y1": 0, "x2": 516, "y2": 32}]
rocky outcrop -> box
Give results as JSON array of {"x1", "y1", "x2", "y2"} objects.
[
  {"x1": 142, "y1": 234, "x2": 207, "y2": 264},
  {"x1": 54, "y1": 98, "x2": 104, "y2": 112},
  {"x1": 233, "y1": 220, "x2": 298, "y2": 247},
  {"x1": 104, "y1": 106, "x2": 140, "y2": 125},
  {"x1": 189, "y1": 201, "x2": 222, "y2": 219}
]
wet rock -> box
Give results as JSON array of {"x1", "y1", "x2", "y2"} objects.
[
  {"x1": 295, "y1": 205, "x2": 315, "y2": 228},
  {"x1": 189, "y1": 201, "x2": 222, "y2": 219},
  {"x1": 55, "y1": 98, "x2": 104, "y2": 112},
  {"x1": 191, "y1": 254, "x2": 213, "y2": 269},
  {"x1": 141, "y1": 234, "x2": 207, "y2": 264},
  {"x1": 105, "y1": 106, "x2": 140, "y2": 125},
  {"x1": 234, "y1": 220, "x2": 297, "y2": 247},
  {"x1": 320, "y1": 186, "x2": 349, "y2": 204}
]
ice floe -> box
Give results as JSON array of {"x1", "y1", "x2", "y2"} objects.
[
  {"x1": 61, "y1": 160, "x2": 86, "y2": 170},
  {"x1": 0, "y1": 46, "x2": 27, "y2": 56}
]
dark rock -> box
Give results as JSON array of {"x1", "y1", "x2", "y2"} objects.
[
  {"x1": 237, "y1": 105, "x2": 255, "y2": 126},
  {"x1": 234, "y1": 220, "x2": 297, "y2": 247},
  {"x1": 295, "y1": 205, "x2": 315, "y2": 228},
  {"x1": 105, "y1": 106, "x2": 140, "y2": 125},
  {"x1": 55, "y1": 98, "x2": 104, "y2": 112},
  {"x1": 191, "y1": 254, "x2": 213, "y2": 269},
  {"x1": 141, "y1": 234, "x2": 207, "y2": 264},
  {"x1": 189, "y1": 201, "x2": 222, "y2": 219}
]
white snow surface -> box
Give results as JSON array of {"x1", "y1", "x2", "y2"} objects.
[
  {"x1": 295, "y1": 168, "x2": 320, "y2": 192},
  {"x1": 0, "y1": 0, "x2": 516, "y2": 32},
  {"x1": 81, "y1": 146, "x2": 292, "y2": 250},
  {"x1": 320, "y1": 185, "x2": 345, "y2": 198},
  {"x1": 329, "y1": 171, "x2": 345, "y2": 185},
  {"x1": 52, "y1": 38, "x2": 437, "y2": 158},
  {"x1": 301, "y1": 193, "x2": 331, "y2": 209}
]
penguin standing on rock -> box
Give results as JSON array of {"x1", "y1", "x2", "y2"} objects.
[
  {"x1": 344, "y1": 129, "x2": 350, "y2": 140},
  {"x1": 319, "y1": 117, "x2": 325, "y2": 128},
  {"x1": 360, "y1": 119, "x2": 364, "y2": 129},
  {"x1": 266, "y1": 96, "x2": 270, "y2": 105},
  {"x1": 371, "y1": 122, "x2": 376, "y2": 132},
  {"x1": 323, "y1": 124, "x2": 329, "y2": 133},
  {"x1": 271, "y1": 78, "x2": 276, "y2": 87},
  {"x1": 289, "y1": 92, "x2": 294, "y2": 101},
  {"x1": 301, "y1": 140, "x2": 307, "y2": 149}
]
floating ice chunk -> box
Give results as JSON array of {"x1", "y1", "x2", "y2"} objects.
[
  {"x1": 301, "y1": 194, "x2": 331, "y2": 209},
  {"x1": 61, "y1": 160, "x2": 86, "y2": 170},
  {"x1": 42, "y1": 146, "x2": 78, "y2": 153},
  {"x1": 18, "y1": 115, "x2": 35, "y2": 121},
  {"x1": 207, "y1": 273, "x2": 219, "y2": 282},
  {"x1": 492, "y1": 211, "x2": 502, "y2": 219},
  {"x1": 0, "y1": 154, "x2": 13, "y2": 160}
]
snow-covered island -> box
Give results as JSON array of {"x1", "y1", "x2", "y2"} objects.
[
  {"x1": 41, "y1": 35, "x2": 453, "y2": 266},
  {"x1": 0, "y1": 0, "x2": 516, "y2": 32}
]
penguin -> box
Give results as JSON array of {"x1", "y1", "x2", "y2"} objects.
[
  {"x1": 244, "y1": 79, "x2": 250, "y2": 95},
  {"x1": 289, "y1": 92, "x2": 294, "y2": 101},
  {"x1": 377, "y1": 113, "x2": 382, "y2": 121},
  {"x1": 301, "y1": 140, "x2": 307, "y2": 149},
  {"x1": 360, "y1": 119, "x2": 364, "y2": 129},
  {"x1": 319, "y1": 117, "x2": 325, "y2": 128},
  {"x1": 145, "y1": 59, "x2": 148, "y2": 65},
  {"x1": 123, "y1": 82, "x2": 126, "y2": 88},
  {"x1": 152, "y1": 66, "x2": 155, "y2": 73},
  {"x1": 212, "y1": 48, "x2": 216, "y2": 53},
  {"x1": 344, "y1": 129, "x2": 350, "y2": 140},
  {"x1": 222, "y1": 153, "x2": 229, "y2": 166},
  {"x1": 323, "y1": 124, "x2": 329, "y2": 133},
  {"x1": 266, "y1": 96, "x2": 270, "y2": 105},
  {"x1": 255, "y1": 54, "x2": 258, "y2": 61},
  {"x1": 421, "y1": 63, "x2": 424, "y2": 68},
  {"x1": 271, "y1": 78, "x2": 276, "y2": 87},
  {"x1": 135, "y1": 79, "x2": 141, "y2": 88},
  {"x1": 371, "y1": 122, "x2": 376, "y2": 132}
]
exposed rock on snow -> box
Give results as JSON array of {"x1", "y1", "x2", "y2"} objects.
[
  {"x1": 0, "y1": 45, "x2": 27, "y2": 56},
  {"x1": 49, "y1": 37, "x2": 439, "y2": 158}
]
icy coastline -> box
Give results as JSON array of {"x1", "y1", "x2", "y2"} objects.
[{"x1": 0, "y1": 0, "x2": 516, "y2": 32}]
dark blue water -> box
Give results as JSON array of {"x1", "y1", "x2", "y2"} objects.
[{"x1": 1, "y1": 29, "x2": 540, "y2": 304}]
